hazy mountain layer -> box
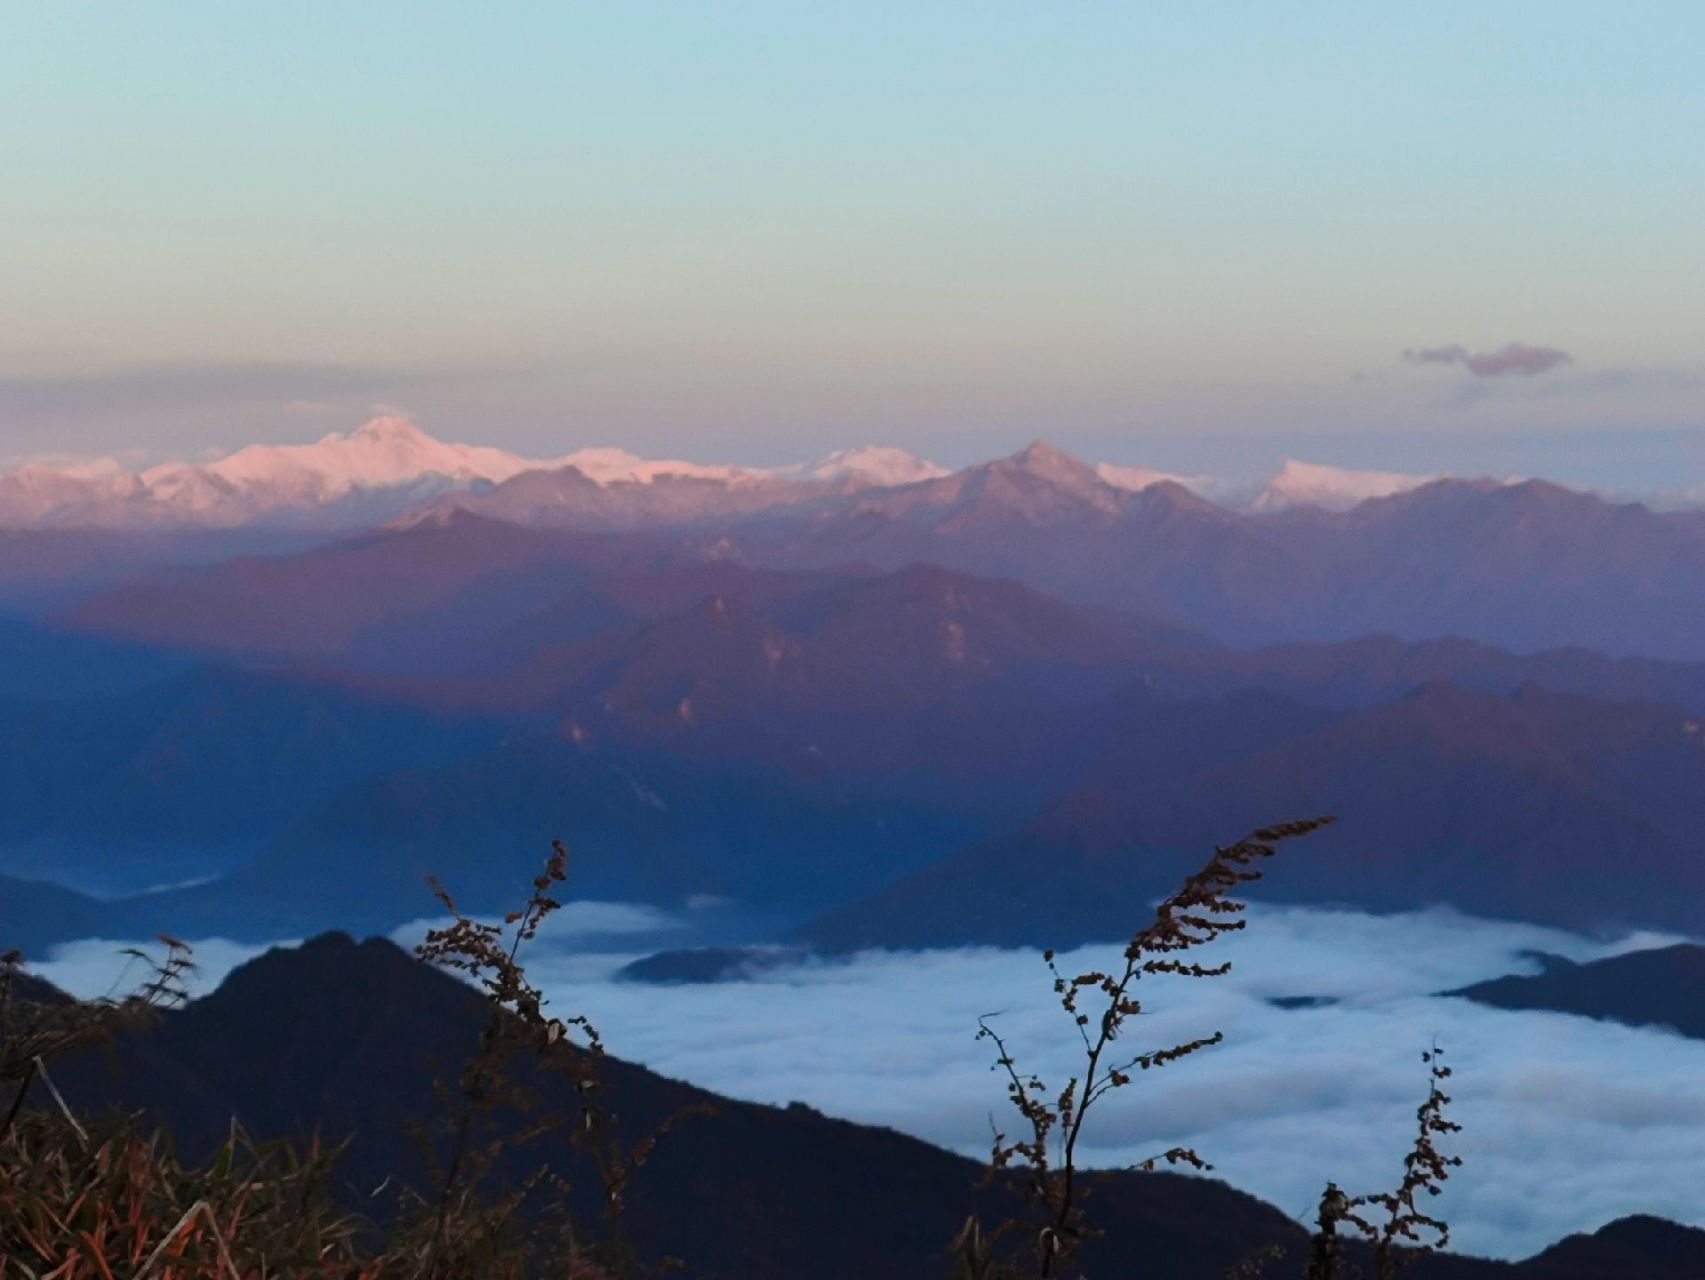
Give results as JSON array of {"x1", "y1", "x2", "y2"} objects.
[{"x1": 17, "y1": 496, "x2": 1705, "y2": 951}]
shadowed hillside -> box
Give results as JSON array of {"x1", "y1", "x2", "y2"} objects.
[{"x1": 1450, "y1": 945, "x2": 1705, "y2": 1040}]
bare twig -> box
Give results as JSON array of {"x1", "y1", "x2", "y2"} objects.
[{"x1": 977, "y1": 816, "x2": 1336, "y2": 1279}]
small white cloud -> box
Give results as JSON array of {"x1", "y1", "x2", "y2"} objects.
[{"x1": 1404, "y1": 343, "x2": 1573, "y2": 377}]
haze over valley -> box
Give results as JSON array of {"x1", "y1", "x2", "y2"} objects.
[{"x1": 6, "y1": 410, "x2": 1705, "y2": 1265}]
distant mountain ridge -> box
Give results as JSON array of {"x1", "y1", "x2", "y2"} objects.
[
  {"x1": 24, "y1": 559, "x2": 1705, "y2": 954},
  {"x1": 27, "y1": 423, "x2": 1705, "y2": 659},
  {"x1": 37, "y1": 424, "x2": 1705, "y2": 660},
  {"x1": 800, "y1": 680, "x2": 1705, "y2": 950},
  {"x1": 1450, "y1": 944, "x2": 1705, "y2": 1040},
  {"x1": 0, "y1": 417, "x2": 524, "y2": 530},
  {"x1": 4, "y1": 416, "x2": 1559, "y2": 533},
  {"x1": 0, "y1": 416, "x2": 951, "y2": 531}
]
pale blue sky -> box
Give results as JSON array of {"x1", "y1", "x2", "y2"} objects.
[{"x1": 2, "y1": 3, "x2": 1702, "y2": 483}]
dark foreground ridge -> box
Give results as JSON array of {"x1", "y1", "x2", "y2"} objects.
[{"x1": 18, "y1": 933, "x2": 1705, "y2": 1279}]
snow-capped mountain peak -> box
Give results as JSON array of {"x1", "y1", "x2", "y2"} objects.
[
  {"x1": 806, "y1": 446, "x2": 948, "y2": 487},
  {"x1": 990, "y1": 440, "x2": 1110, "y2": 491},
  {"x1": 552, "y1": 446, "x2": 774, "y2": 488},
  {"x1": 1248, "y1": 459, "x2": 1436, "y2": 513},
  {"x1": 0, "y1": 415, "x2": 541, "y2": 529},
  {"x1": 1095, "y1": 461, "x2": 1196, "y2": 494},
  {"x1": 187, "y1": 415, "x2": 531, "y2": 492}
]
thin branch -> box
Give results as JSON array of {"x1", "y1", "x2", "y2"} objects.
[{"x1": 31, "y1": 1055, "x2": 87, "y2": 1149}]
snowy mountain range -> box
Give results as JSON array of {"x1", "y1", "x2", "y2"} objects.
[
  {"x1": 0, "y1": 413, "x2": 1557, "y2": 530},
  {"x1": 0, "y1": 418, "x2": 964, "y2": 530}
]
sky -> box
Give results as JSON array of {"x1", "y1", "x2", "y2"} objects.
[
  {"x1": 3, "y1": 4, "x2": 1704, "y2": 486},
  {"x1": 35, "y1": 903, "x2": 1705, "y2": 1261}
]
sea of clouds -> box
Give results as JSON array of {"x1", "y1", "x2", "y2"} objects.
[{"x1": 30, "y1": 902, "x2": 1705, "y2": 1261}]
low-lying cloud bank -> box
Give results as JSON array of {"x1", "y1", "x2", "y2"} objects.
[{"x1": 32, "y1": 903, "x2": 1704, "y2": 1261}]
